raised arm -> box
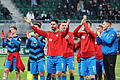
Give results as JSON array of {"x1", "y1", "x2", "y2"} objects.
[
  {"x1": 32, "y1": 25, "x2": 48, "y2": 38},
  {"x1": 61, "y1": 19, "x2": 70, "y2": 38},
  {"x1": 2, "y1": 39, "x2": 7, "y2": 48},
  {"x1": 96, "y1": 36, "x2": 102, "y2": 45},
  {"x1": 24, "y1": 17, "x2": 48, "y2": 38},
  {"x1": 65, "y1": 33, "x2": 74, "y2": 46}
]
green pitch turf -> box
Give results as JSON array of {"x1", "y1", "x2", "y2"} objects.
[{"x1": 0, "y1": 55, "x2": 120, "y2": 80}]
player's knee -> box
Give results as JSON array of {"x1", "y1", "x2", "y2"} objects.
[
  {"x1": 56, "y1": 71, "x2": 62, "y2": 77},
  {"x1": 90, "y1": 75, "x2": 95, "y2": 78},
  {"x1": 62, "y1": 72, "x2": 66, "y2": 76},
  {"x1": 80, "y1": 75, "x2": 84, "y2": 78},
  {"x1": 39, "y1": 72, "x2": 44, "y2": 76},
  {"x1": 4, "y1": 68, "x2": 9, "y2": 73},
  {"x1": 33, "y1": 74, "x2": 38, "y2": 78},
  {"x1": 15, "y1": 70, "x2": 20, "y2": 74},
  {"x1": 51, "y1": 74, "x2": 56, "y2": 78},
  {"x1": 69, "y1": 70, "x2": 74, "y2": 76}
]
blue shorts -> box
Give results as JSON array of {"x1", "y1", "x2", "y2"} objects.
[
  {"x1": 30, "y1": 60, "x2": 45, "y2": 74},
  {"x1": 78, "y1": 62, "x2": 81, "y2": 75},
  {"x1": 96, "y1": 59, "x2": 104, "y2": 74},
  {"x1": 47, "y1": 56, "x2": 64, "y2": 73},
  {"x1": 63, "y1": 56, "x2": 74, "y2": 72},
  {"x1": 81, "y1": 56, "x2": 96, "y2": 76},
  {"x1": 5, "y1": 57, "x2": 18, "y2": 71}
]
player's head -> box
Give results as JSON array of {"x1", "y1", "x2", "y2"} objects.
[
  {"x1": 9, "y1": 26, "x2": 17, "y2": 34},
  {"x1": 34, "y1": 22, "x2": 42, "y2": 29},
  {"x1": 102, "y1": 20, "x2": 112, "y2": 31},
  {"x1": 59, "y1": 20, "x2": 67, "y2": 31},
  {"x1": 86, "y1": 21, "x2": 92, "y2": 28},
  {"x1": 97, "y1": 25, "x2": 103, "y2": 33},
  {"x1": 51, "y1": 19, "x2": 59, "y2": 31}
]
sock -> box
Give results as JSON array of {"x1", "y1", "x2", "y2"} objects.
[
  {"x1": 62, "y1": 76, "x2": 66, "y2": 80},
  {"x1": 34, "y1": 77, "x2": 38, "y2": 80},
  {"x1": 80, "y1": 78, "x2": 84, "y2": 80},
  {"x1": 40, "y1": 76, "x2": 45, "y2": 80},
  {"x1": 70, "y1": 76, "x2": 74, "y2": 80},
  {"x1": 52, "y1": 78, "x2": 56, "y2": 80},
  {"x1": 46, "y1": 73, "x2": 51, "y2": 80},
  {"x1": 2, "y1": 79, "x2": 7, "y2": 80},
  {"x1": 57, "y1": 77, "x2": 61, "y2": 80}
]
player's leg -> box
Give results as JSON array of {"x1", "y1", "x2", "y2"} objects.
[
  {"x1": 33, "y1": 74, "x2": 38, "y2": 80},
  {"x1": 3, "y1": 59, "x2": 11, "y2": 80},
  {"x1": 62, "y1": 58, "x2": 66, "y2": 80},
  {"x1": 2, "y1": 68, "x2": 9, "y2": 80},
  {"x1": 47, "y1": 57, "x2": 56, "y2": 80},
  {"x1": 13, "y1": 57, "x2": 21, "y2": 80},
  {"x1": 38, "y1": 60, "x2": 45, "y2": 80},
  {"x1": 67, "y1": 57, "x2": 75, "y2": 80},
  {"x1": 56, "y1": 57, "x2": 64, "y2": 80},
  {"x1": 88, "y1": 56, "x2": 96, "y2": 80},
  {"x1": 46, "y1": 73, "x2": 51, "y2": 80},
  {"x1": 80, "y1": 57, "x2": 87, "y2": 80},
  {"x1": 101, "y1": 60, "x2": 107, "y2": 80},
  {"x1": 30, "y1": 62, "x2": 38, "y2": 80},
  {"x1": 27, "y1": 59, "x2": 33, "y2": 80},
  {"x1": 78, "y1": 62, "x2": 84, "y2": 80},
  {"x1": 96, "y1": 60, "x2": 102, "y2": 80},
  {"x1": 62, "y1": 72, "x2": 66, "y2": 80},
  {"x1": 15, "y1": 70, "x2": 21, "y2": 80}
]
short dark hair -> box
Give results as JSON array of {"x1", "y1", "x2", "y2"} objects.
[
  {"x1": 98, "y1": 25, "x2": 103, "y2": 28},
  {"x1": 34, "y1": 22, "x2": 42, "y2": 28},
  {"x1": 10, "y1": 26, "x2": 17, "y2": 30},
  {"x1": 86, "y1": 21, "x2": 92, "y2": 26},
  {"x1": 104, "y1": 20, "x2": 112, "y2": 25},
  {"x1": 51, "y1": 19, "x2": 58, "y2": 24},
  {"x1": 61, "y1": 20, "x2": 67, "y2": 23}
]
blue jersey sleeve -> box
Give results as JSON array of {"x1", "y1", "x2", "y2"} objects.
[
  {"x1": 2, "y1": 39, "x2": 7, "y2": 48},
  {"x1": 25, "y1": 39, "x2": 31, "y2": 49},
  {"x1": 100, "y1": 31, "x2": 117, "y2": 45},
  {"x1": 96, "y1": 36, "x2": 102, "y2": 45}
]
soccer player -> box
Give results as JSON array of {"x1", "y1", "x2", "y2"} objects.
[
  {"x1": 26, "y1": 22, "x2": 45, "y2": 80},
  {"x1": 96, "y1": 20, "x2": 118, "y2": 80},
  {"x1": 59, "y1": 21, "x2": 74, "y2": 80},
  {"x1": 95, "y1": 25, "x2": 107, "y2": 80},
  {"x1": 73, "y1": 16, "x2": 96, "y2": 80},
  {"x1": 2, "y1": 26, "x2": 25, "y2": 80},
  {"x1": 24, "y1": 17, "x2": 70, "y2": 80},
  {"x1": 75, "y1": 38, "x2": 85, "y2": 80}
]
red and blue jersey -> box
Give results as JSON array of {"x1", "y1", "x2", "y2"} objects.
[{"x1": 73, "y1": 23, "x2": 96, "y2": 58}]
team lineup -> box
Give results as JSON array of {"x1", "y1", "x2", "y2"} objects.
[{"x1": 1, "y1": 15, "x2": 118, "y2": 80}]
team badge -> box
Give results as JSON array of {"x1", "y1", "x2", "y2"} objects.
[
  {"x1": 56, "y1": 34, "x2": 58, "y2": 37},
  {"x1": 82, "y1": 36, "x2": 85, "y2": 39},
  {"x1": 49, "y1": 38, "x2": 52, "y2": 41}
]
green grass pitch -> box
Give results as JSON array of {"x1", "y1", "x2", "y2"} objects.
[{"x1": 0, "y1": 55, "x2": 120, "y2": 80}]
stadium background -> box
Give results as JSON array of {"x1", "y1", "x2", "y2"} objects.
[{"x1": 0, "y1": 0, "x2": 120, "y2": 80}]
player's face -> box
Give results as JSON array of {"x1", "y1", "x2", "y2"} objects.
[
  {"x1": 34, "y1": 33, "x2": 39, "y2": 38},
  {"x1": 102, "y1": 21, "x2": 110, "y2": 30},
  {"x1": 51, "y1": 21, "x2": 58, "y2": 31},
  {"x1": 87, "y1": 23, "x2": 92, "y2": 28},
  {"x1": 97, "y1": 27, "x2": 103, "y2": 33},
  {"x1": 60, "y1": 23, "x2": 67, "y2": 31},
  {"x1": 10, "y1": 28, "x2": 16, "y2": 34}
]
